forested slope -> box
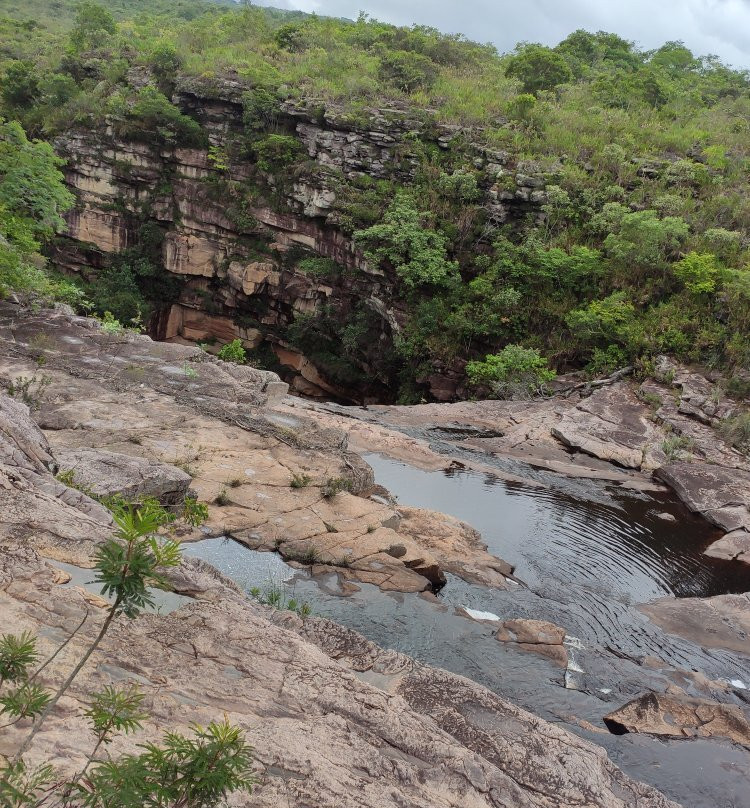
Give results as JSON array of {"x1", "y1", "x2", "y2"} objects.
[{"x1": 1, "y1": 0, "x2": 749, "y2": 401}]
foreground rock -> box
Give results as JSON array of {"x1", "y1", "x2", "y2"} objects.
[
  {"x1": 0, "y1": 302, "x2": 482, "y2": 592},
  {"x1": 604, "y1": 692, "x2": 750, "y2": 748},
  {"x1": 0, "y1": 543, "x2": 679, "y2": 808}
]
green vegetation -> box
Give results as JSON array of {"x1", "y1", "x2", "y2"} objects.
[
  {"x1": 466, "y1": 345, "x2": 557, "y2": 398},
  {"x1": 1, "y1": 498, "x2": 254, "y2": 806},
  {"x1": 0, "y1": 119, "x2": 81, "y2": 304},
  {"x1": 1, "y1": 1, "x2": 750, "y2": 398},
  {"x1": 217, "y1": 338, "x2": 247, "y2": 364}
]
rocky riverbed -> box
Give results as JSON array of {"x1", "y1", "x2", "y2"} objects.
[{"x1": 1, "y1": 302, "x2": 749, "y2": 807}]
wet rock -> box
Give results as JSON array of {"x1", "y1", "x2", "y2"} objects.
[
  {"x1": 54, "y1": 447, "x2": 192, "y2": 505},
  {"x1": 703, "y1": 529, "x2": 750, "y2": 565},
  {"x1": 640, "y1": 593, "x2": 750, "y2": 656},
  {"x1": 654, "y1": 462, "x2": 750, "y2": 533},
  {"x1": 604, "y1": 692, "x2": 750, "y2": 748},
  {"x1": 495, "y1": 619, "x2": 568, "y2": 667}
]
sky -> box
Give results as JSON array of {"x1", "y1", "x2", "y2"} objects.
[{"x1": 254, "y1": 0, "x2": 750, "y2": 68}]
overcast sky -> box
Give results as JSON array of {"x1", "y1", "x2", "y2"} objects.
[{"x1": 256, "y1": 0, "x2": 750, "y2": 68}]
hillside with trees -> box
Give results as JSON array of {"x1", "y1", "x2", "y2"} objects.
[{"x1": 1, "y1": 0, "x2": 749, "y2": 401}]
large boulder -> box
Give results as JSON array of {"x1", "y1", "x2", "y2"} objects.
[
  {"x1": 605, "y1": 692, "x2": 750, "y2": 748},
  {"x1": 54, "y1": 447, "x2": 192, "y2": 505}
]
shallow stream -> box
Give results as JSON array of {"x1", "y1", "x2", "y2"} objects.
[{"x1": 184, "y1": 450, "x2": 750, "y2": 807}]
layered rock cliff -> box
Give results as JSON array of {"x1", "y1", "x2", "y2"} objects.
[{"x1": 52, "y1": 74, "x2": 548, "y2": 401}]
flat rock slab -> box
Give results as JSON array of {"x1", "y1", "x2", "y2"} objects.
[
  {"x1": 640, "y1": 593, "x2": 750, "y2": 657},
  {"x1": 655, "y1": 462, "x2": 750, "y2": 533},
  {"x1": 704, "y1": 529, "x2": 750, "y2": 565},
  {"x1": 605, "y1": 692, "x2": 750, "y2": 748},
  {"x1": 552, "y1": 384, "x2": 665, "y2": 470},
  {"x1": 55, "y1": 448, "x2": 192, "y2": 505}
]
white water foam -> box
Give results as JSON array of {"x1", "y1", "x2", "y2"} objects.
[{"x1": 464, "y1": 608, "x2": 501, "y2": 622}]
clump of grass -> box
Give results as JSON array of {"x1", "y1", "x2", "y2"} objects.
[
  {"x1": 249, "y1": 580, "x2": 311, "y2": 617},
  {"x1": 215, "y1": 488, "x2": 231, "y2": 506},
  {"x1": 285, "y1": 545, "x2": 320, "y2": 565},
  {"x1": 290, "y1": 473, "x2": 312, "y2": 489},
  {"x1": 321, "y1": 476, "x2": 353, "y2": 499},
  {"x1": 661, "y1": 434, "x2": 695, "y2": 461},
  {"x1": 718, "y1": 411, "x2": 750, "y2": 454},
  {"x1": 228, "y1": 477, "x2": 243, "y2": 488}
]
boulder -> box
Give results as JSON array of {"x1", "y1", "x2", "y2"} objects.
[
  {"x1": 495, "y1": 618, "x2": 568, "y2": 667},
  {"x1": 54, "y1": 448, "x2": 192, "y2": 505},
  {"x1": 605, "y1": 692, "x2": 750, "y2": 748}
]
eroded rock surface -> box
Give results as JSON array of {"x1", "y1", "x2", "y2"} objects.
[
  {"x1": 0, "y1": 544, "x2": 679, "y2": 808},
  {"x1": 605, "y1": 692, "x2": 750, "y2": 748},
  {"x1": 0, "y1": 303, "x2": 513, "y2": 592},
  {"x1": 552, "y1": 384, "x2": 665, "y2": 470}
]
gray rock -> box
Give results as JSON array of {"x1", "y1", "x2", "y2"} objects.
[
  {"x1": 605, "y1": 692, "x2": 750, "y2": 748},
  {"x1": 654, "y1": 462, "x2": 750, "y2": 533},
  {"x1": 703, "y1": 529, "x2": 750, "y2": 565},
  {"x1": 55, "y1": 448, "x2": 192, "y2": 505}
]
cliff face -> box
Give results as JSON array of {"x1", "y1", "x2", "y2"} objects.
[{"x1": 53, "y1": 76, "x2": 547, "y2": 401}]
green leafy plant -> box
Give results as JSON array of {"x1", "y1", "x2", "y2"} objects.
[
  {"x1": 217, "y1": 339, "x2": 246, "y2": 365},
  {"x1": 466, "y1": 345, "x2": 556, "y2": 399},
  {"x1": 290, "y1": 473, "x2": 312, "y2": 488}
]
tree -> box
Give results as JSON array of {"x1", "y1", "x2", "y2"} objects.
[
  {"x1": 1, "y1": 498, "x2": 255, "y2": 807},
  {"x1": 354, "y1": 194, "x2": 458, "y2": 288},
  {"x1": 0, "y1": 61, "x2": 39, "y2": 110},
  {"x1": 70, "y1": 1, "x2": 116, "y2": 52},
  {"x1": 505, "y1": 44, "x2": 573, "y2": 95},
  {"x1": 217, "y1": 338, "x2": 247, "y2": 364},
  {"x1": 0, "y1": 119, "x2": 74, "y2": 241}
]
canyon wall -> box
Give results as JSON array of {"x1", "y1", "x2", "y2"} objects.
[{"x1": 53, "y1": 74, "x2": 548, "y2": 401}]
